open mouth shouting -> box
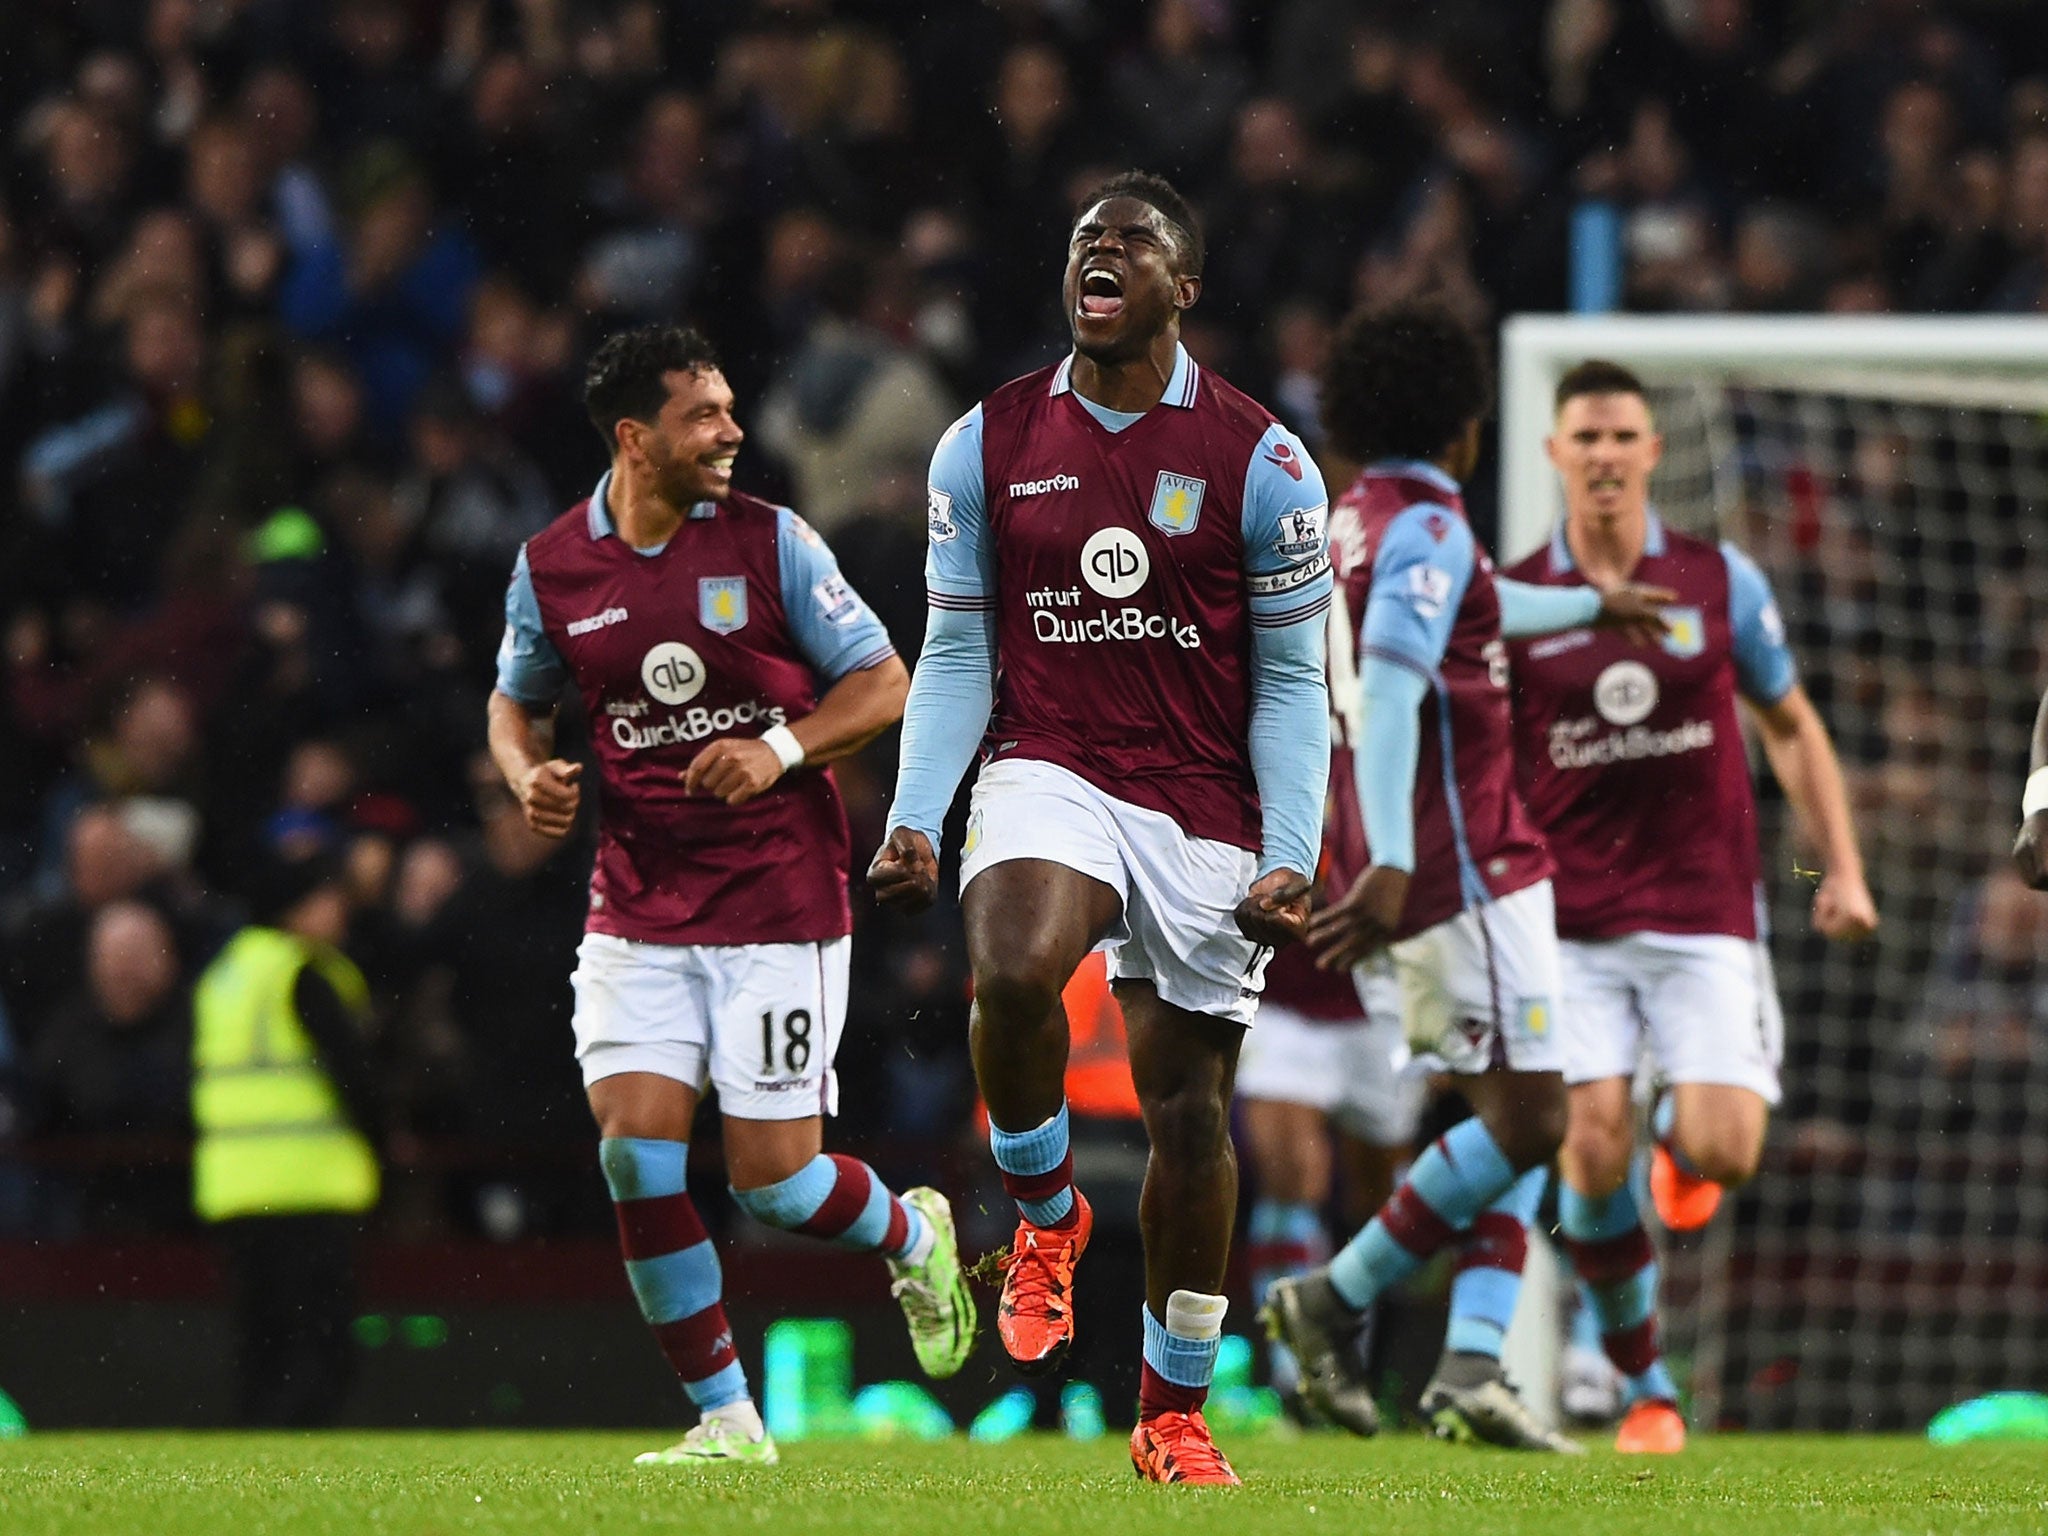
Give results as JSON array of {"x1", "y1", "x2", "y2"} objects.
[{"x1": 1077, "y1": 263, "x2": 1125, "y2": 323}]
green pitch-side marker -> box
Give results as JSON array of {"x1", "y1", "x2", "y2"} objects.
[{"x1": 0, "y1": 1385, "x2": 26, "y2": 1438}]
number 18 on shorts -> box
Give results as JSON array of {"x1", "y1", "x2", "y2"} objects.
[{"x1": 568, "y1": 932, "x2": 850, "y2": 1119}]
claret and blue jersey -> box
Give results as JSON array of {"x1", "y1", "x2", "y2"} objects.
[
  {"x1": 1504, "y1": 512, "x2": 1799, "y2": 942},
  {"x1": 1324, "y1": 461, "x2": 1552, "y2": 943},
  {"x1": 498, "y1": 473, "x2": 895, "y2": 703},
  {"x1": 496, "y1": 472, "x2": 897, "y2": 948},
  {"x1": 891, "y1": 341, "x2": 1334, "y2": 881}
]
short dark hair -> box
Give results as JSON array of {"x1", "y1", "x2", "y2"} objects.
[
  {"x1": 1554, "y1": 358, "x2": 1647, "y2": 415},
  {"x1": 1074, "y1": 170, "x2": 1205, "y2": 277},
  {"x1": 583, "y1": 324, "x2": 722, "y2": 448},
  {"x1": 1322, "y1": 300, "x2": 1490, "y2": 463}
]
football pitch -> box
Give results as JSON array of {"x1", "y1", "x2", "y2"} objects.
[{"x1": 3, "y1": 1432, "x2": 2043, "y2": 1536}]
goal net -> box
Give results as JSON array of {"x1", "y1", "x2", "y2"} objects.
[{"x1": 1499, "y1": 316, "x2": 2048, "y2": 1431}]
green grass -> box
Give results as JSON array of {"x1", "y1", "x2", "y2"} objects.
[{"x1": 1, "y1": 1432, "x2": 2043, "y2": 1536}]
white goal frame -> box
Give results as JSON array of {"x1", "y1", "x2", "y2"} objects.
[{"x1": 1497, "y1": 313, "x2": 2048, "y2": 561}]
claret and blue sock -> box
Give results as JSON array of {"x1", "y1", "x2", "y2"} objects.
[
  {"x1": 1442, "y1": 1166, "x2": 1546, "y2": 1366},
  {"x1": 1140, "y1": 1290, "x2": 1229, "y2": 1416},
  {"x1": 1558, "y1": 1180, "x2": 1680, "y2": 1406},
  {"x1": 1328, "y1": 1116, "x2": 1520, "y2": 1312},
  {"x1": 731, "y1": 1152, "x2": 933, "y2": 1263},
  {"x1": 1247, "y1": 1200, "x2": 1329, "y2": 1390},
  {"x1": 600, "y1": 1137, "x2": 749, "y2": 1412},
  {"x1": 990, "y1": 1102, "x2": 1080, "y2": 1229}
]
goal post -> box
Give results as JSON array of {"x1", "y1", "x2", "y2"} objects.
[
  {"x1": 1495, "y1": 313, "x2": 2048, "y2": 1431},
  {"x1": 1499, "y1": 314, "x2": 2048, "y2": 558}
]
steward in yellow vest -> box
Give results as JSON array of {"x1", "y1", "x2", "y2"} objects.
[
  {"x1": 191, "y1": 925, "x2": 379, "y2": 1221},
  {"x1": 193, "y1": 851, "x2": 380, "y2": 1426}
]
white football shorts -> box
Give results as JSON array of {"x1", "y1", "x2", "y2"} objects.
[
  {"x1": 1388, "y1": 879, "x2": 1567, "y2": 1077},
  {"x1": 958, "y1": 757, "x2": 1270, "y2": 1027},
  {"x1": 569, "y1": 931, "x2": 850, "y2": 1120},
  {"x1": 1559, "y1": 931, "x2": 1783, "y2": 1104},
  {"x1": 1235, "y1": 967, "x2": 1425, "y2": 1148}
]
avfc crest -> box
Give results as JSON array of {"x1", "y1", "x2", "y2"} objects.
[
  {"x1": 1661, "y1": 605, "x2": 1706, "y2": 659},
  {"x1": 699, "y1": 577, "x2": 748, "y2": 635},
  {"x1": 1148, "y1": 471, "x2": 1206, "y2": 537}
]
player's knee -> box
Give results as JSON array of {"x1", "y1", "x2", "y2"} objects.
[
  {"x1": 1562, "y1": 1113, "x2": 1632, "y2": 1196},
  {"x1": 970, "y1": 949, "x2": 1067, "y2": 1030},
  {"x1": 1141, "y1": 1080, "x2": 1232, "y2": 1166},
  {"x1": 1675, "y1": 1124, "x2": 1761, "y2": 1187}
]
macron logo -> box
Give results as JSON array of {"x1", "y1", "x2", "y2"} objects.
[
  {"x1": 566, "y1": 607, "x2": 628, "y2": 637},
  {"x1": 1009, "y1": 474, "x2": 1079, "y2": 498}
]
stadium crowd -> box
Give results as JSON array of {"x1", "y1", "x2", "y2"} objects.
[{"x1": 6, "y1": 0, "x2": 2048, "y2": 1246}]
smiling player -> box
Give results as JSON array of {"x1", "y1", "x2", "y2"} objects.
[
  {"x1": 489, "y1": 325, "x2": 975, "y2": 1468},
  {"x1": 871, "y1": 171, "x2": 1332, "y2": 1485}
]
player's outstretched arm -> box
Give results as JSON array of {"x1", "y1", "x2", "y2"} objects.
[
  {"x1": 1308, "y1": 658, "x2": 1428, "y2": 969},
  {"x1": 871, "y1": 406, "x2": 997, "y2": 912},
  {"x1": 1495, "y1": 577, "x2": 1677, "y2": 645},
  {"x1": 869, "y1": 606, "x2": 995, "y2": 912},
  {"x1": 1752, "y1": 684, "x2": 1877, "y2": 940},
  {"x1": 2014, "y1": 685, "x2": 2048, "y2": 888},
  {"x1": 488, "y1": 689, "x2": 582, "y2": 838}
]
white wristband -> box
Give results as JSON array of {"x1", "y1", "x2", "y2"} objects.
[
  {"x1": 2024, "y1": 766, "x2": 2048, "y2": 819},
  {"x1": 761, "y1": 724, "x2": 805, "y2": 772}
]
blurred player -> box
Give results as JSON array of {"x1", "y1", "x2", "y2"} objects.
[
  {"x1": 871, "y1": 171, "x2": 1331, "y2": 1485},
  {"x1": 489, "y1": 325, "x2": 974, "y2": 1468},
  {"x1": 1236, "y1": 937, "x2": 1420, "y2": 1418},
  {"x1": 1263, "y1": 302, "x2": 1665, "y2": 1453},
  {"x1": 2012, "y1": 682, "x2": 2048, "y2": 887},
  {"x1": 1505, "y1": 359, "x2": 1877, "y2": 1454}
]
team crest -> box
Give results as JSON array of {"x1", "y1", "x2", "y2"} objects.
[
  {"x1": 1148, "y1": 471, "x2": 1206, "y2": 537},
  {"x1": 1517, "y1": 997, "x2": 1552, "y2": 1040},
  {"x1": 1660, "y1": 605, "x2": 1706, "y2": 659},
  {"x1": 699, "y1": 577, "x2": 748, "y2": 634}
]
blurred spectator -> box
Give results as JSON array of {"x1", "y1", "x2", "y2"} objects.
[
  {"x1": 278, "y1": 147, "x2": 479, "y2": 433},
  {"x1": 30, "y1": 900, "x2": 190, "y2": 1229},
  {"x1": 574, "y1": 91, "x2": 714, "y2": 324},
  {"x1": 757, "y1": 254, "x2": 956, "y2": 532},
  {"x1": 21, "y1": 293, "x2": 212, "y2": 607},
  {"x1": 1112, "y1": 0, "x2": 1249, "y2": 188}
]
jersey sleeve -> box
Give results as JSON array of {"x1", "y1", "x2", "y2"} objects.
[
  {"x1": 1240, "y1": 422, "x2": 1333, "y2": 628},
  {"x1": 494, "y1": 545, "x2": 568, "y2": 705},
  {"x1": 1360, "y1": 504, "x2": 1477, "y2": 677},
  {"x1": 1722, "y1": 542, "x2": 1797, "y2": 706},
  {"x1": 925, "y1": 405, "x2": 993, "y2": 612},
  {"x1": 775, "y1": 508, "x2": 898, "y2": 681}
]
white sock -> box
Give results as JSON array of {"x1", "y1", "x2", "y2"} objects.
[
  {"x1": 1164, "y1": 1288, "x2": 1229, "y2": 1341},
  {"x1": 704, "y1": 1399, "x2": 765, "y2": 1440},
  {"x1": 899, "y1": 1210, "x2": 938, "y2": 1268}
]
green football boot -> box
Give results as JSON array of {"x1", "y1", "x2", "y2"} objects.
[{"x1": 887, "y1": 1186, "x2": 978, "y2": 1379}]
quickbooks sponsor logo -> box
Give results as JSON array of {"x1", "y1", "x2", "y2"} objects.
[
  {"x1": 1032, "y1": 606, "x2": 1200, "y2": 650},
  {"x1": 611, "y1": 699, "x2": 788, "y2": 751},
  {"x1": 1009, "y1": 474, "x2": 1079, "y2": 497},
  {"x1": 1546, "y1": 715, "x2": 1715, "y2": 770},
  {"x1": 641, "y1": 641, "x2": 706, "y2": 705}
]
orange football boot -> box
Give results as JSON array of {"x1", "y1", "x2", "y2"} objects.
[
  {"x1": 996, "y1": 1190, "x2": 1092, "y2": 1373},
  {"x1": 1130, "y1": 1409, "x2": 1241, "y2": 1486},
  {"x1": 1615, "y1": 1399, "x2": 1686, "y2": 1454},
  {"x1": 1650, "y1": 1143, "x2": 1722, "y2": 1231}
]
